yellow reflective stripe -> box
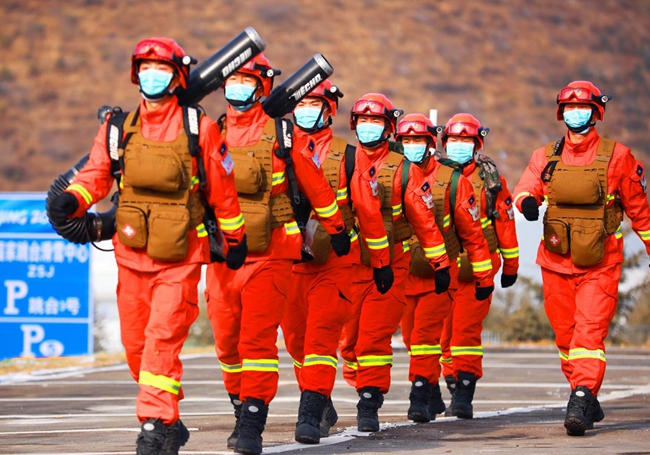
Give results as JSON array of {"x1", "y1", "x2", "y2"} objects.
[
  {"x1": 67, "y1": 184, "x2": 92, "y2": 204},
  {"x1": 615, "y1": 226, "x2": 623, "y2": 239},
  {"x1": 190, "y1": 175, "x2": 200, "y2": 190},
  {"x1": 349, "y1": 229, "x2": 359, "y2": 243},
  {"x1": 443, "y1": 214, "x2": 451, "y2": 228},
  {"x1": 607, "y1": 193, "x2": 615, "y2": 202},
  {"x1": 543, "y1": 195, "x2": 549, "y2": 203},
  {"x1": 285, "y1": 221, "x2": 300, "y2": 235},
  {"x1": 314, "y1": 200, "x2": 339, "y2": 218},
  {"x1": 514, "y1": 191, "x2": 533, "y2": 205},
  {"x1": 638, "y1": 229, "x2": 650, "y2": 241},
  {"x1": 358, "y1": 355, "x2": 393, "y2": 367},
  {"x1": 410, "y1": 344, "x2": 442, "y2": 356},
  {"x1": 440, "y1": 356, "x2": 452, "y2": 365},
  {"x1": 456, "y1": 257, "x2": 462, "y2": 267},
  {"x1": 424, "y1": 243, "x2": 447, "y2": 259},
  {"x1": 568, "y1": 348, "x2": 606, "y2": 362},
  {"x1": 366, "y1": 236, "x2": 389, "y2": 250},
  {"x1": 293, "y1": 359, "x2": 303, "y2": 369},
  {"x1": 345, "y1": 360, "x2": 358, "y2": 370},
  {"x1": 242, "y1": 358, "x2": 279, "y2": 372},
  {"x1": 196, "y1": 223, "x2": 208, "y2": 238},
  {"x1": 392, "y1": 204, "x2": 402, "y2": 217},
  {"x1": 336, "y1": 188, "x2": 348, "y2": 201},
  {"x1": 480, "y1": 217, "x2": 491, "y2": 229},
  {"x1": 471, "y1": 259, "x2": 492, "y2": 273},
  {"x1": 272, "y1": 171, "x2": 286, "y2": 185},
  {"x1": 451, "y1": 345, "x2": 484, "y2": 356},
  {"x1": 558, "y1": 350, "x2": 569, "y2": 362},
  {"x1": 219, "y1": 361, "x2": 242, "y2": 373},
  {"x1": 219, "y1": 213, "x2": 245, "y2": 231},
  {"x1": 500, "y1": 247, "x2": 519, "y2": 259},
  {"x1": 303, "y1": 354, "x2": 338, "y2": 369},
  {"x1": 139, "y1": 371, "x2": 180, "y2": 395},
  {"x1": 402, "y1": 240, "x2": 410, "y2": 253}
]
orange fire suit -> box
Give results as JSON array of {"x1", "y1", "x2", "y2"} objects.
[
  {"x1": 64, "y1": 99, "x2": 244, "y2": 425},
  {"x1": 205, "y1": 103, "x2": 346, "y2": 405},
  {"x1": 339, "y1": 143, "x2": 450, "y2": 394},
  {"x1": 441, "y1": 160, "x2": 518, "y2": 380},
  {"x1": 514, "y1": 128, "x2": 650, "y2": 394},
  {"x1": 402, "y1": 158, "x2": 494, "y2": 384},
  {"x1": 282, "y1": 127, "x2": 356, "y2": 396}
]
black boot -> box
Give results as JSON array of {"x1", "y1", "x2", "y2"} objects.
[
  {"x1": 160, "y1": 419, "x2": 189, "y2": 455},
  {"x1": 564, "y1": 386, "x2": 597, "y2": 436},
  {"x1": 227, "y1": 393, "x2": 243, "y2": 449},
  {"x1": 356, "y1": 386, "x2": 384, "y2": 432},
  {"x1": 451, "y1": 371, "x2": 476, "y2": 419},
  {"x1": 407, "y1": 376, "x2": 432, "y2": 423},
  {"x1": 295, "y1": 390, "x2": 327, "y2": 444},
  {"x1": 444, "y1": 375, "x2": 457, "y2": 417},
  {"x1": 234, "y1": 398, "x2": 268, "y2": 455},
  {"x1": 320, "y1": 396, "x2": 338, "y2": 438},
  {"x1": 428, "y1": 381, "x2": 446, "y2": 419},
  {"x1": 136, "y1": 419, "x2": 167, "y2": 455},
  {"x1": 589, "y1": 395, "x2": 605, "y2": 426}
]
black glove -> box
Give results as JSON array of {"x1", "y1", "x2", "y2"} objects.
[
  {"x1": 373, "y1": 265, "x2": 394, "y2": 294},
  {"x1": 48, "y1": 192, "x2": 79, "y2": 224},
  {"x1": 501, "y1": 273, "x2": 518, "y2": 288},
  {"x1": 330, "y1": 230, "x2": 351, "y2": 257},
  {"x1": 434, "y1": 267, "x2": 451, "y2": 294},
  {"x1": 226, "y1": 235, "x2": 248, "y2": 270},
  {"x1": 475, "y1": 285, "x2": 494, "y2": 301},
  {"x1": 521, "y1": 196, "x2": 539, "y2": 221}
]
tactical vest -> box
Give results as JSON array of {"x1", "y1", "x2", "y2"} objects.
[
  {"x1": 309, "y1": 136, "x2": 356, "y2": 265},
  {"x1": 543, "y1": 137, "x2": 623, "y2": 267},
  {"x1": 225, "y1": 118, "x2": 294, "y2": 253},
  {"x1": 114, "y1": 109, "x2": 205, "y2": 262}
]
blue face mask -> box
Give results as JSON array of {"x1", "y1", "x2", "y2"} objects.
[
  {"x1": 138, "y1": 69, "x2": 173, "y2": 100},
  {"x1": 403, "y1": 143, "x2": 428, "y2": 163},
  {"x1": 225, "y1": 83, "x2": 256, "y2": 110},
  {"x1": 294, "y1": 107, "x2": 324, "y2": 129},
  {"x1": 356, "y1": 123, "x2": 385, "y2": 144},
  {"x1": 446, "y1": 142, "x2": 475, "y2": 164},
  {"x1": 563, "y1": 108, "x2": 592, "y2": 133}
]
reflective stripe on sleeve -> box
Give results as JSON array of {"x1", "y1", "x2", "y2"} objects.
[
  {"x1": 285, "y1": 221, "x2": 300, "y2": 235},
  {"x1": 272, "y1": 171, "x2": 286, "y2": 186},
  {"x1": 424, "y1": 243, "x2": 447, "y2": 259},
  {"x1": 67, "y1": 184, "x2": 93, "y2": 205},
  {"x1": 392, "y1": 204, "x2": 402, "y2": 217},
  {"x1": 219, "y1": 213, "x2": 245, "y2": 231},
  {"x1": 471, "y1": 259, "x2": 492, "y2": 273},
  {"x1": 365, "y1": 236, "x2": 389, "y2": 250},
  {"x1": 500, "y1": 247, "x2": 519, "y2": 259},
  {"x1": 314, "y1": 200, "x2": 339, "y2": 218}
]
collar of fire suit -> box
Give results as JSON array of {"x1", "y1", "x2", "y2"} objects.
[
  {"x1": 294, "y1": 126, "x2": 333, "y2": 163},
  {"x1": 226, "y1": 102, "x2": 269, "y2": 146},
  {"x1": 138, "y1": 97, "x2": 182, "y2": 142},
  {"x1": 564, "y1": 127, "x2": 600, "y2": 156},
  {"x1": 461, "y1": 160, "x2": 477, "y2": 177}
]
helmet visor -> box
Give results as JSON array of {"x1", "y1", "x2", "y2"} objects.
[
  {"x1": 446, "y1": 122, "x2": 481, "y2": 137},
  {"x1": 397, "y1": 120, "x2": 431, "y2": 136},
  {"x1": 133, "y1": 40, "x2": 176, "y2": 61},
  {"x1": 352, "y1": 99, "x2": 388, "y2": 116},
  {"x1": 557, "y1": 87, "x2": 598, "y2": 104}
]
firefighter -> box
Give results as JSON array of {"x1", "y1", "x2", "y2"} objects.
[
  {"x1": 395, "y1": 113, "x2": 494, "y2": 423},
  {"x1": 513, "y1": 80, "x2": 650, "y2": 436},
  {"x1": 338, "y1": 93, "x2": 452, "y2": 433},
  {"x1": 436, "y1": 113, "x2": 517, "y2": 419},
  {"x1": 47, "y1": 37, "x2": 246, "y2": 455},
  {"x1": 204, "y1": 54, "x2": 349, "y2": 455}
]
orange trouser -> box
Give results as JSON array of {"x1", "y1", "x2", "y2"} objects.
[
  {"x1": 205, "y1": 259, "x2": 292, "y2": 404},
  {"x1": 339, "y1": 248, "x2": 409, "y2": 394},
  {"x1": 542, "y1": 264, "x2": 620, "y2": 395},
  {"x1": 116, "y1": 262, "x2": 201, "y2": 425},
  {"x1": 282, "y1": 265, "x2": 353, "y2": 396}
]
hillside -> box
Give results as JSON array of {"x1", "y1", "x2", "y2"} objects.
[{"x1": 1, "y1": 0, "x2": 650, "y2": 193}]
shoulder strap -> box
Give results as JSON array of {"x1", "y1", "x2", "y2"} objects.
[
  {"x1": 449, "y1": 167, "x2": 461, "y2": 228},
  {"x1": 273, "y1": 117, "x2": 301, "y2": 208},
  {"x1": 183, "y1": 105, "x2": 206, "y2": 191},
  {"x1": 105, "y1": 107, "x2": 133, "y2": 186},
  {"x1": 344, "y1": 143, "x2": 356, "y2": 202},
  {"x1": 401, "y1": 159, "x2": 411, "y2": 206},
  {"x1": 541, "y1": 137, "x2": 565, "y2": 182}
]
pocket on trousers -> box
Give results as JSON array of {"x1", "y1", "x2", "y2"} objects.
[{"x1": 147, "y1": 205, "x2": 190, "y2": 262}]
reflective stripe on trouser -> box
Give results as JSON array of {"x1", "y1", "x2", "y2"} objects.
[
  {"x1": 205, "y1": 259, "x2": 292, "y2": 404},
  {"x1": 402, "y1": 287, "x2": 453, "y2": 384},
  {"x1": 116, "y1": 262, "x2": 201, "y2": 425},
  {"x1": 541, "y1": 264, "x2": 620, "y2": 395},
  {"x1": 339, "y1": 245, "x2": 409, "y2": 394},
  {"x1": 281, "y1": 265, "x2": 352, "y2": 396}
]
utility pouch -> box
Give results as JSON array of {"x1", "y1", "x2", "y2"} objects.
[
  {"x1": 570, "y1": 219, "x2": 605, "y2": 267},
  {"x1": 549, "y1": 171, "x2": 601, "y2": 205},
  {"x1": 116, "y1": 204, "x2": 148, "y2": 248},
  {"x1": 310, "y1": 221, "x2": 333, "y2": 265},
  {"x1": 147, "y1": 205, "x2": 190, "y2": 262},
  {"x1": 360, "y1": 220, "x2": 394, "y2": 266},
  {"x1": 233, "y1": 154, "x2": 263, "y2": 195},
  {"x1": 124, "y1": 145, "x2": 185, "y2": 192},
  {"x1": 409, "y1": 241, "x2": 435, "y2": 278},
  {"x1": 240, "y1": 202, "x2": 271, "y2": 253},
  {"x1": 543, "y1": 219, "x2": 570, "y2": 255},
  {"x1": 457, "y1": 252, "x2": 475, "y2": 283}
]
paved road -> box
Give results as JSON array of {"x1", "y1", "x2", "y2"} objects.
[{"x1": 1, "y1": 345, "x2": 649, "y2": 455}]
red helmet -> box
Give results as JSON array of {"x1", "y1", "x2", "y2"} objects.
[
  {"x1": 235, "y1": 53, "x2": 280, "y2": 97},
  {"x1": 396, "y1": 113, "x2": 438, "y2": 147},
  {"x1": 130, "y1": 37, "x2": 195, "y2": 89},
  {"x1": 308, "y1": 80, "x2": 343, "y2": 116},
  {"x1": 556, "y1": 80, "x2": 612, "y2": 121},
  {"x1": 441, "y1": 113, "x2": 488, "y2": 151},
  {"x1": 349, "y1": 93, "x2": 403, "y2": 133}
]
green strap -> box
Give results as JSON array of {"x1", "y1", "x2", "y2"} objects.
[
  {"x1": 449, "y1": 167, "x2": 460, "y2": 228},
  {"x1": 401, "y1": 158, "x2": 411, "y2": 220}
]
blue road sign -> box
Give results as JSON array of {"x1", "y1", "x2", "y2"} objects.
[{"x1": 0, "y1": 192, "x2": 92, "y2": 360}]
